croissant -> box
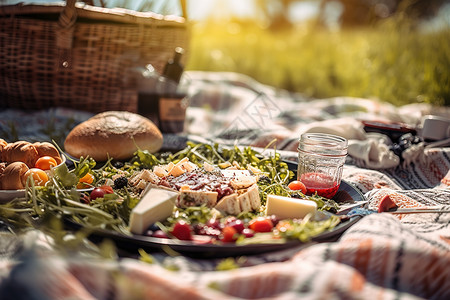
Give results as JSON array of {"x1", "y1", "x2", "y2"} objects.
[
  {"x1": 0, "y1": 140, "x2": 62, "y2": 168},
  {"x1": 0, "y1": 161, "x2": 29, "y2": 190},
  {"x1": 0, "y1": 139, "x2": 7, "y2": 152},
  {"x1": 33, "y1": 142, "x2": 62, "y2": 164},
  {"x1": 0, "y1": 162, "x2": 6, "y2": 176},
  {"x1": 0, "y1": 141, "x2": 39, "y2": 168}
]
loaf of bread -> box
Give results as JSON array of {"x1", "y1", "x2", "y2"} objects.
[{"x1": 64, "y1": 111, "x2": 163, "y2": 161}]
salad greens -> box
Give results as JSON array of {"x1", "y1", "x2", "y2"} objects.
[{"x1": 0, "y1": 142, "x2": 341, "y2": 244}]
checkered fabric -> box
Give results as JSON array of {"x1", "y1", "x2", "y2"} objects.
[{"x1": 1, "y1": 72, "x2": 449, "y2": 299}]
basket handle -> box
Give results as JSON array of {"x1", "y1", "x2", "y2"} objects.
[
  {"x1": 56, "y1": 0, "x2": 77, "y2": 49},
  {"x1": 55, "y1": 0, "x2": 187, "y2": 49},
  {"x1": 180, "y1": 0, "x2": 187, "y2": 19}
]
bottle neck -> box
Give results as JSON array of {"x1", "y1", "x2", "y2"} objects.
[{"x1": 163, "y1": 47, "x2": 185, "y2": 84}]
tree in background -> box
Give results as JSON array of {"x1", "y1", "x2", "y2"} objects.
[
  {"x1": 254, "y1": 0, "x2": 449, "y2": 29},
  {"x1": 332, "y1": 0, "x2": 449, "y2": 27}
]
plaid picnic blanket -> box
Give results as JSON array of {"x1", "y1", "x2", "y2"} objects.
[{"x1": 1, "y1": 71, "x2": 450, "y2": 299}]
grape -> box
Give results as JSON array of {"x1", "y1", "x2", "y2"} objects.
[
  {"x1": 227, "y1": 219, "x2": 245, "y2": 233},
  {"x1": 241, "y1": 228, "x2": 255, "y2": 238},
  {"x1": 206, "y1": 218, "x2": 220, "y2": 229}
]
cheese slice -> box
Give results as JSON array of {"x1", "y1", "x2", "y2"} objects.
[
  {"x1": 266, "y1": 194, "x2": 317, "y2": 220},
  {"x1": 178, "y1": 190, "x2": 218, "y2": 208},
  {"x1": 168, "y1": 164, "x2": 184, "y2": 177},
  {"x1": 230, "y1": 175, "x2": 257, "y2": 189},
  {"x1": 129, "y1": 188, "x2": 178, "y2": 234},
  {"x1": 215, "y1": 193, "x2": 241, "y2": 215},
  {"x1": 220, "y1": 169, "x2": 251, "y2": 178}
]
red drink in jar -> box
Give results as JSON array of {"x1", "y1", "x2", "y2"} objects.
[
  {"x1": 300, "y1": 172, "x2": 341, "y2": 198},
  {"x1": 297, "y1": 133, "x2": 348, "y2": 200}
]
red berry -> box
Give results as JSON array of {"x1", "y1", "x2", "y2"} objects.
[
  {"x1": 206, "y1": 218, "x2": 220, "y2": 229},
  {"x1": 241, "y1": 228, "x2": 255, "y2": 238},
  {"x1": 170, "y1": 220, "x2": 192, "y2": 241},
  {"x1": 227, "y1": 219, "x2": 245, "y2": 233}
]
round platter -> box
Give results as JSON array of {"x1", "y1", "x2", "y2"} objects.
[
  {"x1": 69, "y1": 214, "x2": 362, "y2": 259},
  {"x1": 70, "y1": 161, "x2": 365, "y2": 258}
]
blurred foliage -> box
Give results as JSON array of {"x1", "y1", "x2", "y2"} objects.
[
  {"x1": 60, "y1": 0, "x2": 450, "y2": 107},
  {"x1": 186, "y1": 16, "x2": 449, "y2": 106}
]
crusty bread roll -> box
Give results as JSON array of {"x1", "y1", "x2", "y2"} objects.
[
  {"x1": 0, "y1": 161, "x2": 29, "y2": 190},
  {"x1": 64, "y1": 111, "x2": 163, "y2": 161},
  {"x1": 0, "y1": 139, "x2": 7, "y2": 152},
  {"x1": 33, "y1": 142, "x2": 63, "y2": 164},
  {"x1": 0, "y1": 140, "x2": 62, "y2": 168},
  {"x1": 1, "y1": 141, "x2": 39, "y2": 168}
]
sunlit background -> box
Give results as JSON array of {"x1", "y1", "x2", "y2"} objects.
[
  {"x1": 185, "y1": 0, "x2": 450, "y2": 107},
  {"x1": 3, "y1": 0, "x2": 449, "y2": 106}
]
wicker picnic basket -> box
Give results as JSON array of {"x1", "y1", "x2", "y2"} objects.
[{"x1": 0, "y1": 0, "x2": 189, "y2": 113}]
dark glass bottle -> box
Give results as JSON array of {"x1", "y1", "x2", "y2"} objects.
[
  {"x1": 162, "y1": 47, "x2": 185, "y2": 84},
  {"x1": 158, "y1": 47, "x2": 187, "y2": 134},
  {"x1": 136, "y1": 64, "x2": 160, "y2": 126}
]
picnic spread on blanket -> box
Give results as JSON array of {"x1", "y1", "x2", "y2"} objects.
[{"x1": 1, "y1": 71, "x2": 449, "y2": 300}]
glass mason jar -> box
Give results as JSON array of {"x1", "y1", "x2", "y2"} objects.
[{"x1": 297, "y1": 133, "x2": 348, "y2": 199}]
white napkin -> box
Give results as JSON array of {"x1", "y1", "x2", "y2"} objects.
[
  {"x1": 300, "y1": 117, "x2": 367, "y2": 141},
  {"x1": 348, "y1": 134, "x2": 399, "y2": 169},
  {"x1": 402, "y1": 142, "x2": 426, "y2": 167}
]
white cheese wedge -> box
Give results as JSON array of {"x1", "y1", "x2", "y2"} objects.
[
  {"x1": 220, "y1": 169, "x2": 251, "y2": 178},
  {"x1": 153, "y1": 165, "x2": 168, "y2": 177},
  {"x1": 266, "y1": 194, "x2": 317, "y2": 220},
  {"x1": 245, "y1": 184, "x2": 261, "y2": 211},
  {"x1": 129, "y1": 188, "x2": 178, "y2": 234},
  {"x1": 215, "y1": 193, "x2": 241, "y2": 215},
  {"x1": 175, "y1": 157, "x2": 189, "y2": 166},
  {"x1": 178, "y1": 190, "x2": 218, "y2": 208},
  {"x1": 168, "y1": 164, "x2": 184, "y2": 177},
  {"x1": 230, "y1": 175, "x2": 257, "y2": 189}
]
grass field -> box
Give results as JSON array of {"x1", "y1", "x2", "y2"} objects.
[{"x1": 186, "y1": 18, "x2": 450, "y2": 106}]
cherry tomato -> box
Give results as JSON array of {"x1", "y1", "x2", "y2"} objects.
[
  {"x1": 249, "y1": 217, "x2": 274, "y2": 233},
  {"x1": 98, "y1": 185, "x2": 114, "y2": 194},
  {"x1": 288, "y1": 180, "x2": 307, "y2": 194},
  {"x1": 35, "y1": 156, "x2": 57, "y2": 170},
  {"x1": 221, "y1": 226, "x2": 238, "y2": 243},
  {"x1": 90, "y1": 188, "x2": 106, "y2": 200},
  {"x1": 25, "y1": 168, "x2": 49, "y2": 186},
  {"x1": 171, "y1": 220, "x2": 192, "y2": 240},
  {"x1": 79, "y1": 173, "x2": 94, "y2": 184},
  {"x1": 77, "y1": 173, "x2": 95, "y2": 189}
]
